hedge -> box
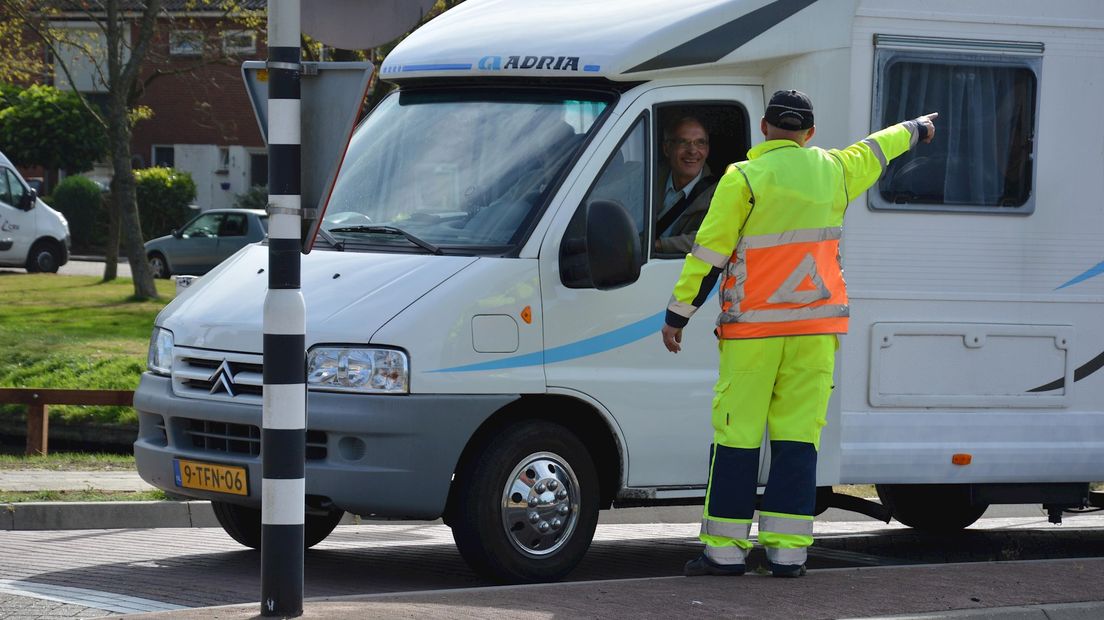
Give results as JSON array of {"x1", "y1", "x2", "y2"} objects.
[
  {"x1": 50, "y1": 176, "x2": 107, "y2": 253},
  {"x1": 134, "y1": 167, "x2": 196, "y2": 240}
]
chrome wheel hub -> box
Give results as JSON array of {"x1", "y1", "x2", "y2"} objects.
[{"x1": 501, "y1": 451, "x2": 580, "y2": 557}]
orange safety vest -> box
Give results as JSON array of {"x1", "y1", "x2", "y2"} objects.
[{"x1": 717, "y1": 226, "x2": 848, "y2": 338}]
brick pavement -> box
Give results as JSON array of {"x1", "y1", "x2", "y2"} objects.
[{"x1": 1, "y1": 516, "x2": 1102, "y2": 618}]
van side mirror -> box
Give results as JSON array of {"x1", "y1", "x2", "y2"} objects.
[
  {"x1": 18, "y1": 188, "x2": 36, "y2": 211},
  {"x1": 559, "y1": 199, "x2": 641, "y2": 290},
  {"x1": 172, "y1": 229, "x2": 181, "y2": 238}
]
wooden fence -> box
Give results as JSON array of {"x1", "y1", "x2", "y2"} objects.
[{"x1": 0, "y1": 388, "x2": 134, "y2": 456}]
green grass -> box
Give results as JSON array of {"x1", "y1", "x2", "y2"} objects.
[
  {"x1": 0, "y1": 274, "x2": 173, "y2": 425},
  {"x1": 0, "y1": 452, "x2": 136, "y2": 470},
  {"x1": 0, "y1": 489, "x2": 169, "y2": 503}
]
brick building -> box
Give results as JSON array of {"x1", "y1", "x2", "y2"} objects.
[{"x1": 47, "y1": 1, "x2": 269, "y2": 210}]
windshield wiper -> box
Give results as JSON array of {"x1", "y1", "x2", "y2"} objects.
[
  {"x1": 315, "y1": 226, "x2": 345, "y2": 251},
  {"x1": 328, "y1": 225, "x2": 441, "y2": 254}
]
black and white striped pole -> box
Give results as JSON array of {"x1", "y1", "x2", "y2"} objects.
[{"x1": 262, "y1": 0, "x2": 305, "y2": 616}]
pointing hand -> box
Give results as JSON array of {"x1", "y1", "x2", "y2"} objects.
[{"x1": 918, "y1": 112, "x2": 938, "y2": 144}]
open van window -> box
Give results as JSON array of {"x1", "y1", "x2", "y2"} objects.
[{"x1": 323, "y1": 88, "x2": 614, "y2": 254}]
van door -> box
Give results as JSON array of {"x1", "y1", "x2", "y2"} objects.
[
  {"x1": 0, "y1": 166, "x2": 36, "y2": 267},
  {"x1": 540, "y1": 85, "x2": 762, "y2": 489}
]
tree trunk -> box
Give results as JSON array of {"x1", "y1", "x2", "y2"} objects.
[
  {"x1": 102, "y1": 191, "x2": 119, "y2": 282},
  {"x1": 106, "y1": 104, "x2": 158, "y2": 299}
]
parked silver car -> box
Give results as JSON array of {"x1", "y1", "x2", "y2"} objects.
[{"x1": 145, "y1": 209, "x2": 267, "y2": 278}]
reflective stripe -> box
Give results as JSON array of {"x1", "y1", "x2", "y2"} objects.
[
  {"x1": 828, "y1": 152, "x2": 850, "y2": 202},
  {"x1": 701, "y1": 517, "x2": 752, "y2": 541},
  {"x1": 705, "y1": 545, "x2": 748, "y2": 565},
  {"x1": 731, "y1": 163, "x2": 756, "y2": 206},
  {"x1": 691, "y1": 244, "x2": 729, "y2": 268},
  {"x1": 766, "y1": 546, "x2": 807, "y2": 565},
  {"x1": 667, "y1": 297, "x2": 696, "y2": 319},
  {"x1": 903, "y1": 120, "x2": 920, "y2": 149},
  {"x1": 725, "y1": 303, "x2": 849, "y2": 324},
  {"x1": 737, "y1": 227, "x2": 842, "y2": 250},
  {"x1": 862, "y1": 137, "x2": 887, "y2": 171},
  {"x1": 760, "y1": 515, "x2": 814, "y2": 537}
]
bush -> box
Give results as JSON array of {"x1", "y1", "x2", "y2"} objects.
[
  {"x1": 0, "y1": 83, "x2": 106, "y2": 173},
  {"x1": 51, "y1": 176, "x2": 107, "y2": 253},
  {"x1": 234, "y1": 184, "x2": 268, "y2": 210},
  {"x1": 134, "y1": 167, "x2": 196, "y2": 240}
]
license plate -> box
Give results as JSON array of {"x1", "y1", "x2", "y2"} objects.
[{"x1": 173, "y1": 458, "x2": 249, "y2": 496}]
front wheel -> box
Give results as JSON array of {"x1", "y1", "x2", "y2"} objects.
[
  {"x1": 148, "y1": 253, "x2": 170, "y2": 279},
  {"x1": 876, "y1": 484, "x2": 988, "y2": 533},
  {"x1": 450, "y1": 420, "x2": 600, "y2": 583},
  {"x1": 26, "y1": 241, "x2": 61, "y2": 273},
  {"x1": 211, "y1": 500, "x2": 345, "y2": 549}
]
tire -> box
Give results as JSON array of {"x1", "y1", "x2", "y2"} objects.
[
  {"x1": 25, "y1": 241, "x2": 61, "y2": 273},
  {"x1": 876, "y1": 484, "x2": 988, "y2": 533},
  {"x1": 211, "y1": 500, "x2": 345, "y2": 549},
  {"x1": 148, "y1": 253, "x2": 170, "y2": 279},
  {"x1": 450, "y1": 420, "x2": 600, "y2": 583}
]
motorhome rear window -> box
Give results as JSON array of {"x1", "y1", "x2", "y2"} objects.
[
  {"x1": 323, "y1": 89, "x2": 614, "y2": 254},
  {"x1": 870, "y1": 49, "x2": 1040, "y2": 214}
]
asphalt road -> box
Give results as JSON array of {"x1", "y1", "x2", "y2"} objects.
[{"x1": 0, "y1": 258, "x2": 132, "y2": 278}]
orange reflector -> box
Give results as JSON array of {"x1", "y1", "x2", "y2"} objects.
[
  {"x1": 521, "y1": 306, "x2": 532, "y2": 324},
  {"x1": 951, "y1": 453, "x2": 972, "y2": 466}
]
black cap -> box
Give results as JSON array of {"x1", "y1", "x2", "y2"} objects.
[{"x1": 765, "y1": 89, "x2": 814, "y2": 130}]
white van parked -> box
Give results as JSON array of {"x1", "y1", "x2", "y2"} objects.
[
  {"x1": 134, "y1": 0, "x2": 1104, "y2": 582},
  {"x1": 0, "y1": 151, "x2": 70, "y2": 272}
]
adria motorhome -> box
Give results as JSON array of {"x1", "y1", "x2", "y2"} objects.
[{"x1": 135, "y1": 0, "x2": 1104, "y2": 582}]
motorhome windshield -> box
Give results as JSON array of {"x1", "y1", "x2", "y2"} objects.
[{"x1": 323, "y1": 89, "x2": 612, "y2": 254}]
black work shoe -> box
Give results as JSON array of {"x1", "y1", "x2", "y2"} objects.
[
  {"x1": 684, "y1": 554, "x2": 746, "y2": 577},
  {"x1": 770, "y1": 562, "x2": 807, "y2": 578}
]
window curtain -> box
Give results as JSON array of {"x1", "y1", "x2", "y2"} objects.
[{"x1": 880, "y1": 61, "x2": 1035, "y2": 207}]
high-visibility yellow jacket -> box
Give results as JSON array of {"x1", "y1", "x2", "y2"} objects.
[{"x1": 666, "y1": 121, "x2": 922, "y2": 338}]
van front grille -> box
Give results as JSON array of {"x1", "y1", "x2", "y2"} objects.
[
  {"x1": 181, "y1": 418, "x2": 327, "y2": 460},
  {"x1": 171, "y1": 348, "x2": 264, "y2": 404}
]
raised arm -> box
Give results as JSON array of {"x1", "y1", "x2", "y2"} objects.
[{"x1": 830, "y1": 112, "x2": 938, "y2": 201}]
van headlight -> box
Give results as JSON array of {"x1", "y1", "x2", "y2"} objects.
[
  {"x1": 147, "y1": 327, "x2": 174, "y2": 376},
  {"x1": 307, "y1": 347, "x2": 409, "y2": 393}
]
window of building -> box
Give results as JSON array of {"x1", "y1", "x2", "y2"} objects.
[
  {"x1": 170, "y1": 31, "x2": 204, "y2": 57},
  {"x1": 153, "y1": 146, "x2": 175, "y2": 168},
  {"x1": 870, "y1": 39, "x2": 1041, "y2": 214},
  {"x1": 222, "y1": 31, "x2": 257, "y2": 54}
]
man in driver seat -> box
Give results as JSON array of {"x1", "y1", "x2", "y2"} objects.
[{"x1": 654, "y1": 116, "x2": 719, "y2": 255}]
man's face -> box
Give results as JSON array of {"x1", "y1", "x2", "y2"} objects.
[{"x1": 664, "y1": 121, "x2": 710, "y2": 182}]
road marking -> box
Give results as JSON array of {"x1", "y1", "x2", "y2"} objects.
[{"x1": 0, "y1": 579, "x2": 187, "y2": 614}]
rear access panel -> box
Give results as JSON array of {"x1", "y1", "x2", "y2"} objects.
[{"x1": 869, "y1": 323, "x2": 1073, "y2": 408}]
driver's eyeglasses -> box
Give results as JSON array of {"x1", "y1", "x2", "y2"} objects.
[{"x1": 667, "y1": 138, "x2": 709, "y2": 150}]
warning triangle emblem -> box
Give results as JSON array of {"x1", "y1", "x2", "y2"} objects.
[{"x1": 767, "y1": 253, "x2": 830, "y2": 304}]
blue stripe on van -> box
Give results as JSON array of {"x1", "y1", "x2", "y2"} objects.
[
  {"x1": 1056, "y1": 261, "x2": 1104, "y2": 289},
  {"x1": 401, "y1": 63, "x2": 473, "y2": 71},
  {"x1": 430, "y1": 289, "x2": 718, "y2": 373},
  {"x1": 429, "y1": 311, "x2": 662, "y2": 373}
]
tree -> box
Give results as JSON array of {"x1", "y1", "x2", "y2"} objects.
[
  {"x1": 0, "y1": 0, "x2": 262, "y2": 297},
  {"x1": 0, "y1": 83, "x2": 107, "y2": 175}
]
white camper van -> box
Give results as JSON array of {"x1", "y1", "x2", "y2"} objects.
[
  {"x1": 134, "y1": 0, "x2": 1104, "y2": 582},
  {"x1": 0, "y1": 151, "x2": 70, "y2": 273}
]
